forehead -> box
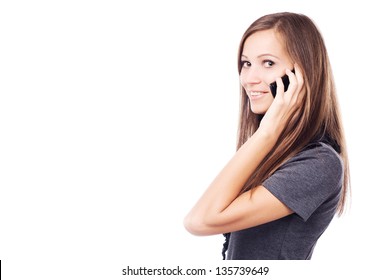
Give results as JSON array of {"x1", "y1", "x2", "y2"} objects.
[{"x1": 242, "y1": 29, "x2": 287, "y2": 58}]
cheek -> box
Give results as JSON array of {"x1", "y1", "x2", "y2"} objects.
[
  {"x1": 263, "y1": 72, "x2": 279, "y2": 85},
  {"x1": 239, "y1": 71, "x2": 256, "y2": 88},
  {"x1": 239, "y1": 73, "x2": 246, "y2": 86}
]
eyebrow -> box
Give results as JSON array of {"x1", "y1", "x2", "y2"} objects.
[{"x1": 241, "y1": 54, "x2": 280, "y2": 60}]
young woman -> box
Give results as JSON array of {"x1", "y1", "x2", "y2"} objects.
[{"x1": 184, "y1": 12, "x2": 350, "y2": 260}]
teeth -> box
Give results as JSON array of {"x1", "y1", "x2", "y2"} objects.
[{"x1": 250, "y1": 91, "x2": 262, "y2": 96}]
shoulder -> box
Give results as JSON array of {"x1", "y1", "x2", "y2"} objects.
[
  {"x1": 289, "y1": 142, "x2": 343, "y2": 182},
  {"x1": 263, "y1": 142, "x2": 343, "y2": 221},
  {"x1": 265, "y1": 141, "x2": 343, "y2": 190}
]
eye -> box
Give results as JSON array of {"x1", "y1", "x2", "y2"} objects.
[
  {"x1": 263, "y1": 60, "x2": 275, "y2": 67},
  {"x1": 240, "y1": 60, "x2": 251, "y2": 69}
]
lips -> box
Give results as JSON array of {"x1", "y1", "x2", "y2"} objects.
[
  {"x1": 247, "y1": 90, "x2": 268, "y2": 99},
  {"x1": 249, "y1": 91, "x2": 264, "y2": 96}
]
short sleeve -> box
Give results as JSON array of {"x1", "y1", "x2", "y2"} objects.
[{"x1": 262, "y1": 143, "x2": 343, "y2": 221}]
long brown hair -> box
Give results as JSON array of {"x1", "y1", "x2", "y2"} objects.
[{"x1": 237, "y1": 12, "x2": 350, "y2": 215}]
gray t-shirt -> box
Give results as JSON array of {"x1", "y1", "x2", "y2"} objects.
[{"x1": 226, "y1": 141, "x2": 343, "y2": 260}]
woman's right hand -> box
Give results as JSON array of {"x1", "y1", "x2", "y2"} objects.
[{"x1": 257, "y1": 63, "x2": 305, "y2": 140}]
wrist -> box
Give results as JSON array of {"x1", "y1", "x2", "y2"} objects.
[{"x1": 253, "y1": 129, "x2": 278, "y2": 147}]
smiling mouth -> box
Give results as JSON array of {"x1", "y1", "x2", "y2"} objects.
[{"x1": 248, "y1": 91, "x2": 268, "y2": 97}]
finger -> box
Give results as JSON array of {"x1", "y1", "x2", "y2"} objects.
[
  {"x1": 293, "y1": 63, "x2": 304, "y2": 93},
  {"x1": 275, "y1": 77, "x2": 284, "y2": 99},
  {"x1": 285, "y1": 68, "x2": 298, "y2": 96},
  {"x1": 294, "y1": 64, "x2": 306, "y2": 105}
]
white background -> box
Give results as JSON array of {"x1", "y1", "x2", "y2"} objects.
[{"x1": 1, "y1": 0, "x2": 389, "y2": 279}]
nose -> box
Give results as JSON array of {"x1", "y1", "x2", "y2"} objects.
[{"x1": 241, "y1": 66, "x2": 264, "y2": 85}]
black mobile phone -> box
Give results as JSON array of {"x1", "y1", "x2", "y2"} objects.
[{"x1": 269, "y1": 69, "x2": 295, "y2": 98}]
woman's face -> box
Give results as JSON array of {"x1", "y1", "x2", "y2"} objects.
[{"x1": 240, "y1": 29, "x2": 294, "y2": 114}]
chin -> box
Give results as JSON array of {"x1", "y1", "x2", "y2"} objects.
[{"x1": 250, "y1": 104, "x2": 269, "y2": 115}]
